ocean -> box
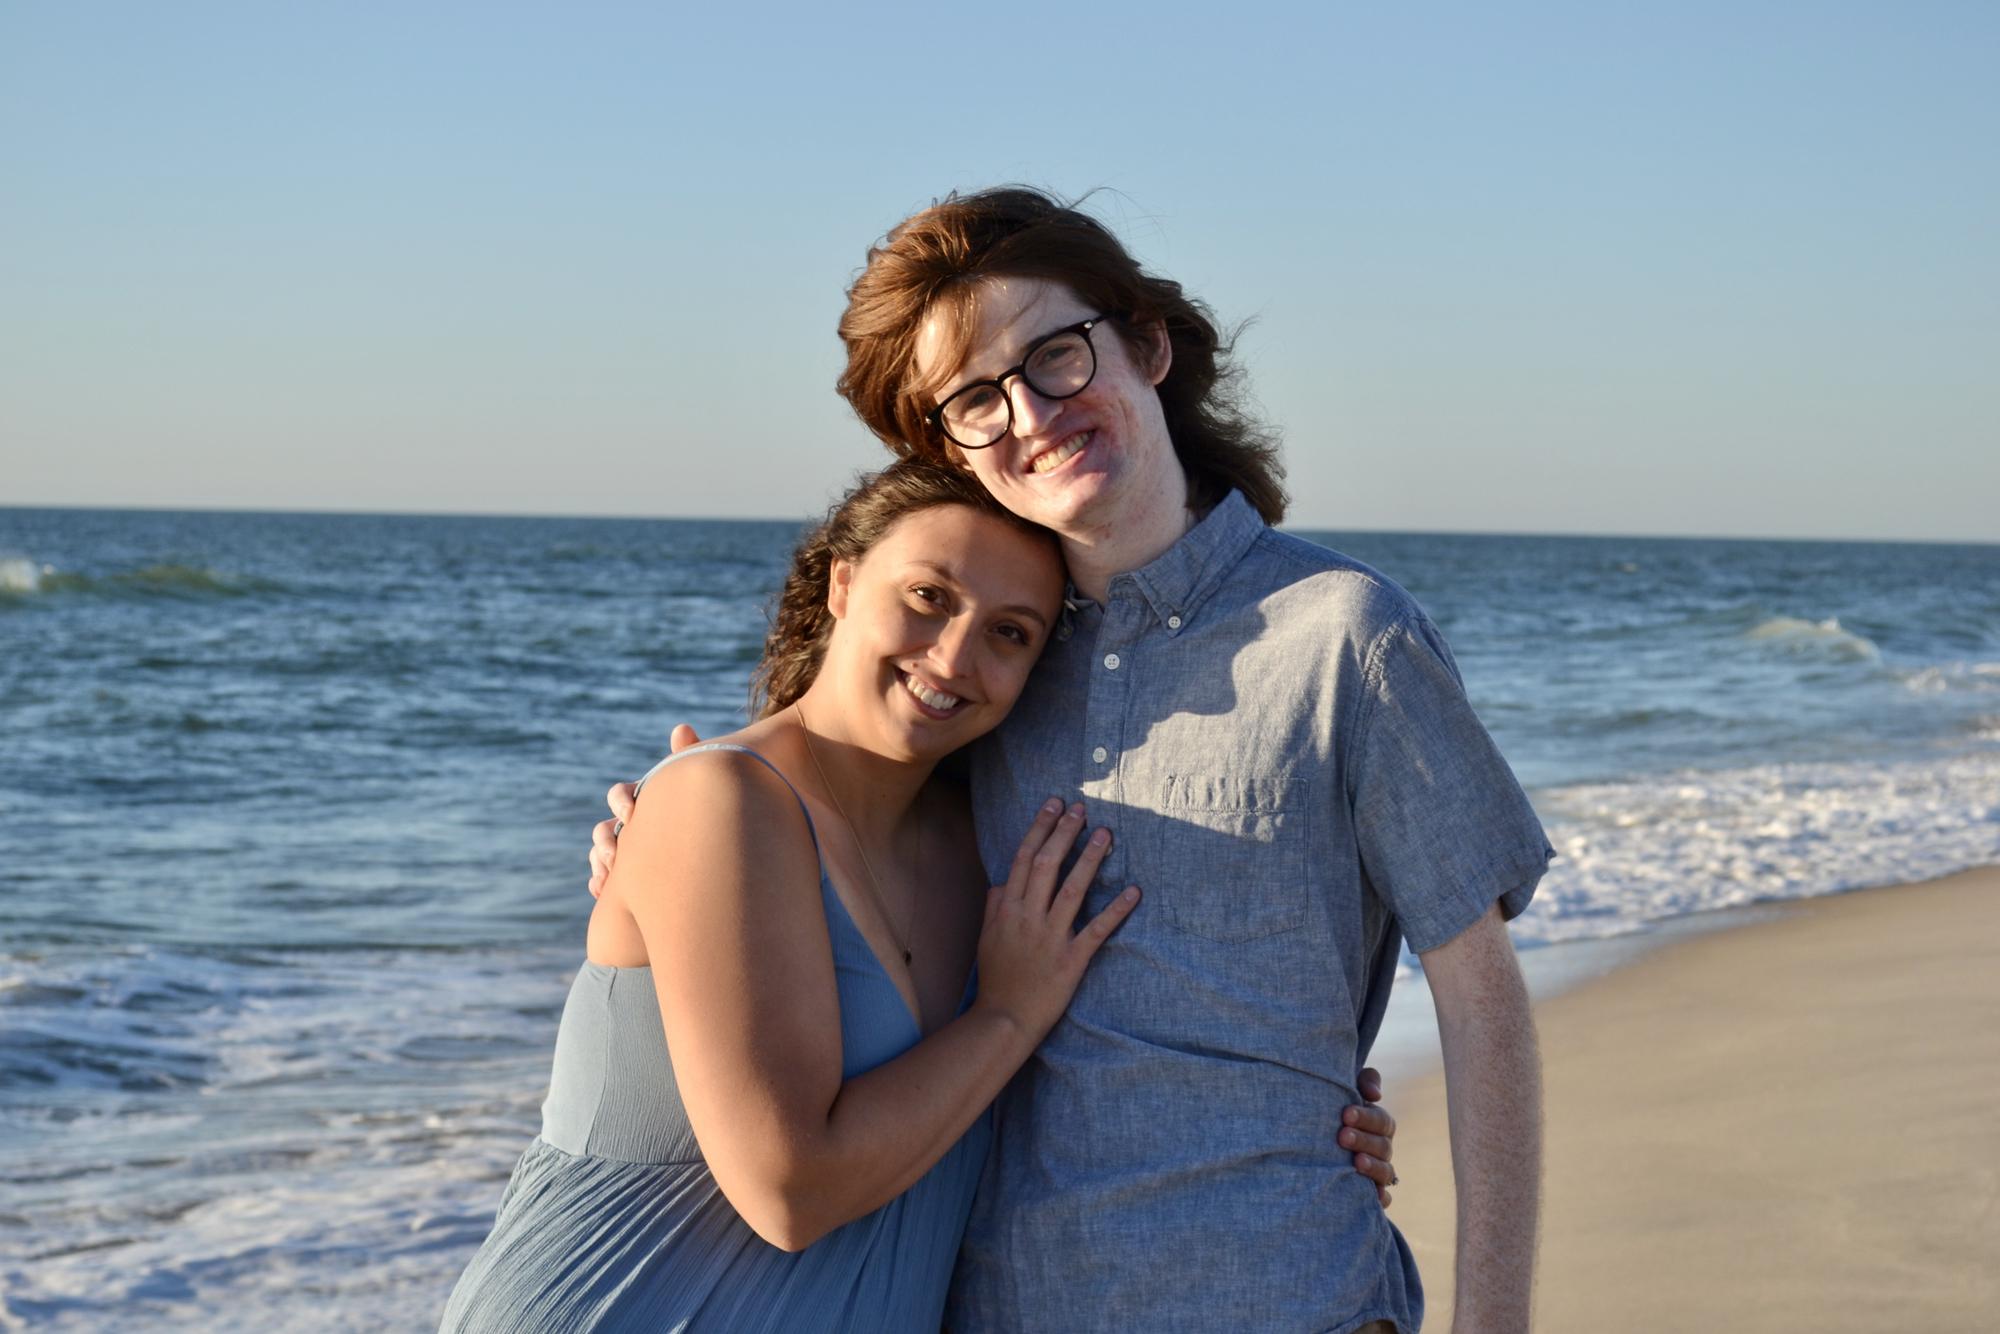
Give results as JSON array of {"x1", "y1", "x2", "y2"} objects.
[{"x1": 3, "y1": 506, "x2": 1997, "y2": 1330}]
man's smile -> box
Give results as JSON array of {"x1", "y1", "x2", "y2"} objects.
[{"x1": 1027, "y1": 429, "x2": 1094, "y2": 475}]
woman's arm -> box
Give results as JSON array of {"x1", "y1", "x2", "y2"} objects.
[
  {"x1": 588, "y1": 740, "x2": 1407, "y2": 1207},
  {"x1": 608, "y1": 750, "x2": 1131, "y2": 1252}
]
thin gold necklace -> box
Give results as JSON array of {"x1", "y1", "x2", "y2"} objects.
[{"x1": 794, "y1": 702, "x2": 914, "y2": 965}]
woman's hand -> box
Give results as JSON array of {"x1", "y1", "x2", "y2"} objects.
[{"x1": 971, "y1": 799, "x2": 1140, "y2": 1045}]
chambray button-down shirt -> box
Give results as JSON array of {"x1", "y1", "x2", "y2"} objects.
[{"x1": 948, "y1": 491, "x2": 1553, "y2": 1334}]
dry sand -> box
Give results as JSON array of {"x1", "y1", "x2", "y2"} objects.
[{"x1": 1389, "y1": 866, "x2": 2000, "y2": 1332}]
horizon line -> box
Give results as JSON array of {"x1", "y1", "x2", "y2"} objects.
[{"x1": 1, "y1": 501, "x2": 1992, "y2": 550}]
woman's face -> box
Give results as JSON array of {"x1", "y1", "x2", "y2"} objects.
[
  {"x1": 913, "y1": 276, "x2": 1177, "y2": 543},
  {"x1": 824, "y1": 503, "x2": 1064, "y2": 761}
]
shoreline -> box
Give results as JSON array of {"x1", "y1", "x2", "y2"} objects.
[{"x1": 1383, "y1": 865, "x2": 2000, "y2": 1331}]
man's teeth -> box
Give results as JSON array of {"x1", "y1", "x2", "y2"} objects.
[
  {"x1": 903, "y1": 674, "x2": 962, "y2": 711},
  {"x1": 1031, "y1": 431, "x2": 1092, "y2": 475}
]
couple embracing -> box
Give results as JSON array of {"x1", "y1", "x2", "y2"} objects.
[{"x1": 442, "y1": 188, "x2": 1550, "y2": 1333}]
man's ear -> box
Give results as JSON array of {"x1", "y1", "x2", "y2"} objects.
[
  {"x1": 827, "y1": 557, "x2": 854, "y2": 619},
  {"x1": 1141, "y1": 320, "x2": 1172, "y2": 387}
]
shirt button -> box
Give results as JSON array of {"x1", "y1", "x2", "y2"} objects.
[
  {"x1": 1092, "y1": 746, "x2": 1108, "y2": 763},
  {"x1": 1167, "y1": 615, "x2": 1182, "y2": 630},
  {"x1": 1103, "y1": 653, "x2": 1121, "y2": 670}
]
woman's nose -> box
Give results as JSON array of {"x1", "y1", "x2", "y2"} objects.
[{"x1": 929, "y1": 616, "x2": 978, "y2": 676}]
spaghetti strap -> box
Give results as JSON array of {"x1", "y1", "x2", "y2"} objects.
[{"x1": 632, "y1": 741, "x2": 822, "y2": 859}]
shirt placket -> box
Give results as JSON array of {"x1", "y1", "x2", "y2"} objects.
[{"x1": 1082, "y1": 583, "x2": 1149, "y2": 893}]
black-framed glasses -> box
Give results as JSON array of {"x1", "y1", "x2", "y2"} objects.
[{"x1": 926, "y1": 317, "x2": 1105, "y2": 449}]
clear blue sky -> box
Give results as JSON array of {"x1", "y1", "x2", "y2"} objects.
[{"x1": 4, "y1": 1, "x2": 1995, "y2": 540}]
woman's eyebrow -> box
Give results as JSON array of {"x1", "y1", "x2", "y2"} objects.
[{"x1": 996, "y1": 603, "x2": 1051, "y2": 629}]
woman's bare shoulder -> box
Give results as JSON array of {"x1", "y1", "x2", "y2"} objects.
[{"x1": 615, "y1": 738, "x2": 819, "y2": 898}]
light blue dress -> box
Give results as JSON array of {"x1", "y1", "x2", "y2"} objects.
[{"x1": 440, "y1": 744, "x2": 990, "y2": 1333}]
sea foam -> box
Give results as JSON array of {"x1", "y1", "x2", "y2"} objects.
[
  {"x1": 0, "y1": 554, "x2": 48, "y2": 594},
  {"x1": 1519, "y1": 748, "x2": 2000, "y2": 948}
]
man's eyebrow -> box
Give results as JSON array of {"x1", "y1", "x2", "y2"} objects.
[
  {"x1": 941, "y1": 314, "x2": 1073, "y2": 392},
  {"x1": 905, "y1": 560, "x2": 1050, "y2": 628}
]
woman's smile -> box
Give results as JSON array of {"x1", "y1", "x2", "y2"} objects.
[{"x1": 895, "y1": 667, "x2": 968, "y2": 718}]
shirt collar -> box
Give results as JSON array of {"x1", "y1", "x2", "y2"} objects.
[{"x1": 1068, "y1": 489, "x2": 1264, "y2": 635}]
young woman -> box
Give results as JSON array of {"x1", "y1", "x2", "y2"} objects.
[{"x1": 440, "y1": 460, "x2": 1143, "y2": 1332}]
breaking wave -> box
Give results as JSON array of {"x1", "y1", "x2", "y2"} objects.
[
  {"x1": 0, "y1": 560, "x2": 280, "y2": 602},
  {"x1": 0, "y1": 554, "x2": 50, "y2": 595},
  {"x1": 1519, "y1": 749, "x2": 2000, "y2": 948},
  {"x1": 1898, "y1": 661, "x2": 2000, "y2": 695},
  {"x1": 1742, "y1": 615, "x2": 1881, "y2": 661}
]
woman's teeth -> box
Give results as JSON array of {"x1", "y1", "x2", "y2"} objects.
[
  {"x1": 902, "y1": 673, "x2": 962, "y2": 711},
  {"x1": 1031, "y1": 431, "x2": 1092, "y2": 475}
]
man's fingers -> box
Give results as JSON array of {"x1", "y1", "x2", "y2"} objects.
[
  {"x1": 669, "y1": 723, "x2": 701, "y2": 753},
  {"x1": 589, "y1": 774, "x2": 643, "y2": 904},
  {"x1": 587, "y1": 843, "x2": 611, "y2": 900},
  {"x1": 1338, "y1": 1127, "x2": 1393, "y2": 1163},
  {"x1": 1341, "y1": 1102, "x2": 1396, "y2": 1142},
  {"x1": 1357, "y1": 1066, "x2": 1384, "y2": 1104}
]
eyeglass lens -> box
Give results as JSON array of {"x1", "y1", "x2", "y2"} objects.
[{"x1": 940, "y1": 328, "x2": 1097, "y2": 448}]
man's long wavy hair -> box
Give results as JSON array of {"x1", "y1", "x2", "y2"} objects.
[
  {"x1": 836, "y1": 186, "x2": 1288, "y2": 524},
  {"x1": 749, "y1": 458, "x2": 1058, "y2": 719}
]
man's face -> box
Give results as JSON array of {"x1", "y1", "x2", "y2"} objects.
[{"x1": 913, "y1": 277, "x2": 1177, "y2": 542}]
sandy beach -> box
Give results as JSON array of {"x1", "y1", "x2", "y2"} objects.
[{"x1": 1390, "y1": 866, "x2": 2000, "y2": 1332}]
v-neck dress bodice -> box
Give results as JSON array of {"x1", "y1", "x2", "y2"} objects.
[{"x1": 439, "y1": 745, "x2": 990, "y2": 1333}]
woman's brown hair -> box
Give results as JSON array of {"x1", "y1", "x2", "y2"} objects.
[
  {"x1": 749, "y1": 457, "x2": 1058, "y2": 718},
  {"x1": 836, "y1": 186, "x2": 1288, "y2": 524}
]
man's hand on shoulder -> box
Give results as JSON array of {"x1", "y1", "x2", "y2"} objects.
[{"x1": 587, "y1": 722, "x2": 702, "y2": 899}]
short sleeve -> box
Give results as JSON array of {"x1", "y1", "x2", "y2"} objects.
[{"x1": 1348, "y1": 612, "x2": 1553, "y2": 953}]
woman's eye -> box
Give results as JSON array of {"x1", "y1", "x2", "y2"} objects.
[
  {"x1": 997, "y1": 623, "x2": 1031, "y2": 646},
  {"x1": 910, "y1": 585, "x2": 944, "y2": 606}
]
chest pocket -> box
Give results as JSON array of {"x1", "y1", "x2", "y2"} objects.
[{"x1": 1137, "y1": 773, "x2": 1309, "y2": 942}]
